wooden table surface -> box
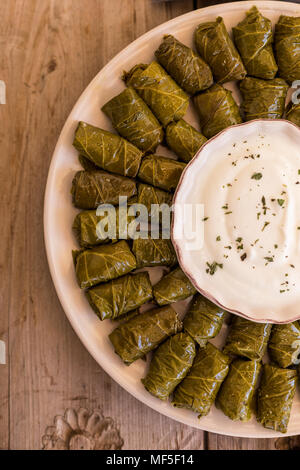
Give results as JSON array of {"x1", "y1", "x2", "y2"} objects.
[{"x1": 1, "y1": 0, "x2": 299, "y2": 450}]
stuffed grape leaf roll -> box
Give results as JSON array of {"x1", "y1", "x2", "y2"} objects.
[
  {"x1": 72, "y1": 197, "x2": 139, "y2": 248},
  {"x1": 194, "y1": 84, "x2": 242, "y2": 139},
  {"x1": 172, "y1": 342, "x2": 230, "y2": 417},
  {"x1": 123, "y1": 61, "x2": 189, "y2": 126},
  {"x1": 71, "y1": 170, "x2": 137, "y2": 209},
  {"x1": 154, "y1": 35, "x2": 213, "y2": 95},
  {"x1": 194, "y1": 17, "x2": 246, "y2": 84},
  {"x1": 133, "y1": 238, "x2": 177, "y2": 269},
  {"x1": 112, "y1": 308, "x2": 140, "y2": 324},
  {"x1": 153, "y1": 267, "x2": 196, "y2": 306},
  {"x1": 86, "y1": 272, "x2": 153, "y2": 320},
  {"x1": 286, "y1": 102, "x2": 300, "y2": 127},
  {"x1": 257, "y1": 364, "x2": 297, "y2": 433},
  {"x1": 239, "y1": 77, "x2": 288, "y2": 121},
  {"x1": 232, "y1": 6, "x2": 277, "y2": 80},
  {"x1": 109, "y1": 305, "x2": 182, "y2": 365},
  {"x1": 102, "y1": 87, "x2": 163, "y2": 153},
  {"x1": 73, "y1": 122, "x2": 143, "y2": 177},
  {"x1": 78, "y1": 154, "x2": 99, "y2": 171},
  {"x1": 216, "y1": 359, "x2": 261, "y2": 422},
  {"x1": 224, "y1": 316, "x2": 272, "y2": 360},
  {"x1": 142, "y1": 332, "x2": 196, "y2": 400},
  {"x1": 137, "y1": 183, "x2": 173, "y2": 212},
  {"x1": 73, "y1": 210, "x2": 111, "y2": 247},
  {"x1": 275, "y1": 15, "x2": 300, "y2": 85},
  {"x1": 75, "y1": 240, "x2": 136, "y2": 289},
  {"x1": 138, "y1": 155, "x2": 186, "y2": 192},
  {"x1": 268, "y1": 322, "x2": 300, "y2": 368},
  {"x1": 166, "y1": 119, "x2": 207, "y2": 163},
  {"x1": 183, "y1": 294, "x2": 226, "y2": 347}
]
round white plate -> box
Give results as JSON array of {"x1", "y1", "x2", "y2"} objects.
[{"x1": 44, "y1": 1, "x2": 300, "y2": 438}]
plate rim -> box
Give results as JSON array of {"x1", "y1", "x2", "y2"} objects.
[{"x1": 44, "y1": 1, "x2": 300, "y2": 439}]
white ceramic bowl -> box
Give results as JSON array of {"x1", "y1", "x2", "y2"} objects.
[
  {"x1": 172, "y1": 120, "x2": 300, "y2": 324},
  {"x1": 44, "y1": 1, "x2": 300, "y2": 437}
]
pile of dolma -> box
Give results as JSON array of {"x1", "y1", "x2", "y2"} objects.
[
  {"x1": 183, "y1": 294, "x2": 226, "y2": 347},
  {"x1": 216, "y1": 359, "x2": 261, "y2": 421},
  {"x1": 142, "y1": 332, "x2": 196, "y2": 400},
  {"x1": 240, "y1": 77, "x2": 288, "y2": 121},
  {"x1": 257, "y1": 364, "x2": 297, "y2": 433},
  {"x1": 153, "y1": 267, "x2": 197, "y2": 306},
  {"x1": 268, "y1": 322, "x2": 300, "y2": 368},
  {"x1": 275, "y1": 15, "x2": 300, "y2": 84},
  {"x1": 69, "y1": 6, "x2": 300, "y2": 434},
  {"x1": 172, "y1": 342, "x2": 230, "y2": 417},
  {"x1": 109, "y1": 305, "x2": 182, "y2": 365},
  {"x1": 194, "y1": 84, "x2": 242, "y2": 139},
  {"x1": 123, "y1": 61, "x2": 189, "y2": 126},
  {"x1": 138, "y1": 154, "x2": 186, "y2": 192},
  {"x1": 224, "y1": 316, "x2": 272, "y2": 360},
  {"x1": 87, "y1": 272, "x2": 153, "y2": 320},
  {"x1": 166, "y1": 120, "x2": 207, "y2": 162},
  {"x1": 102, "y1": 88, "x2": 163, "y2": 153},
  {"x1": 195, "y1": 17, "x2": 246, "y2": 83},
  {"x1": 233, "y1": 6, "x2": 277, "y2": 80},
  {"x1": 155, "y1": 35, "x2": 213, "y2": 94}
]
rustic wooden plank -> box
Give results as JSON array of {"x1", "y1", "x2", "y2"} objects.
[
  {"x1": 207, "y1": 433, "x2": 277, "y2": 450},
  {"x1": 0, "y1": 0, "x2": 19, "y2": 450},
  {"x1": 2, "y1": 0, "x2": 205, "y2": 450},
  {"x1": 196, "y1": 0, "x2": 234, "y2": 8}
]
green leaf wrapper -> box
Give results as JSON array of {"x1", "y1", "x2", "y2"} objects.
[
  {"x1": 142, "y1": 332, "x2": 196, "y2": 400},
  {"x1": 286, "y1": 102, "x2": 300, "y2": 127},
  {"x1": 137, "y1": 183, "x2": 173, "y2": 212},
  {"x1": 102, "y1": 87, "x2": 163, "y2": 153},
  {"x1": 71, "y1": 170, "x2": 137, "y2": 210},
  {"x1": 183, "y1": 294, "x2": 226, "y2": 347},
  {"x1": 153, "y1": 267, "x2": 196, "y2": 306},
  {"x1": 132, "y1": 238, "x2": 177, "y2": 269},
  {"x1": 216, "y1": 359, "x2": 262, "y2": 422},
  {"x1": 194, "y1": 84, "x2": 242, "y2": 139},
  {"x1": 232, "y1": 6, "x2": 277, "y2": 80},
  {"x1": 268, "y1": 322, "x2": 300, "y2": 368},
  {"x1": 78, "y1": 154, "x2": 99, "y2": 171},
  {"x1": 240, "y1": 77, "x2": 289, "y2": 121},
  {"x1": 224, "y1": 316, "x2": 272, "y2": 360},
  {"x1": 166, "y1": 119, "x2": 207, "y2": 163},
  {"x1": 109, "y1": 305, "x2": 182, "y2": 365},
  {"x1": 73, "y1": 122, "x2": 143, "y2": 177},
  {"x1": 172, "y1": 342, "x2": 230, "y2": 418},
  {"x1": 194, "y1": 16, "x2": 246, "y2": 83},
  {"x1": 72, "y1": 249, "x2": 84, "y2": 266},
  {"x1": 257, "y1": 364, "x2": 297, "y2": 433},
  {"x1": 111, "y1": 308, "x2": 140, "y2": 323},
  {"x1": 86, "y1": 272, "x2": 153, "y2": 320},
  {"x1": 275, "y1": 15, "x2": 300, "y2": 85},
  {"x1": 75, "y1": 240, "x2": 136, "y2": 289},
  {"x1": 123, "y1": 61, "x2": 189, "y2": 126},
  {"x1": 72, "y1": 197, "x2": 140, "y2": 248},
  {"x1": 73, "y1": 210, "x2": 111, "y2": 247},
  {"x1": 155, "y1": 34, "x2": 213, "y2": 95},
  {"x1": 138, "y1": 154, "x2": 185, "y2": 192}
]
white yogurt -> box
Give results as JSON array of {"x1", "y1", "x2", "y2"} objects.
[{"x1": 173, "y1": 120, "x2": 300, "y2": 323}]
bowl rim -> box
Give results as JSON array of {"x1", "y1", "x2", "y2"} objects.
[{"x1": 171, "y1": 118, "x2": 300, "y2": 324}]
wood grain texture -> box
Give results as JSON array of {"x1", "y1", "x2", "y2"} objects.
[
  {"x1": 0, "y1": 0, "x2": 291, "y2": 450},
  {"x1": 0, "y1": 0, "x2": 203, "y2": 450}
]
